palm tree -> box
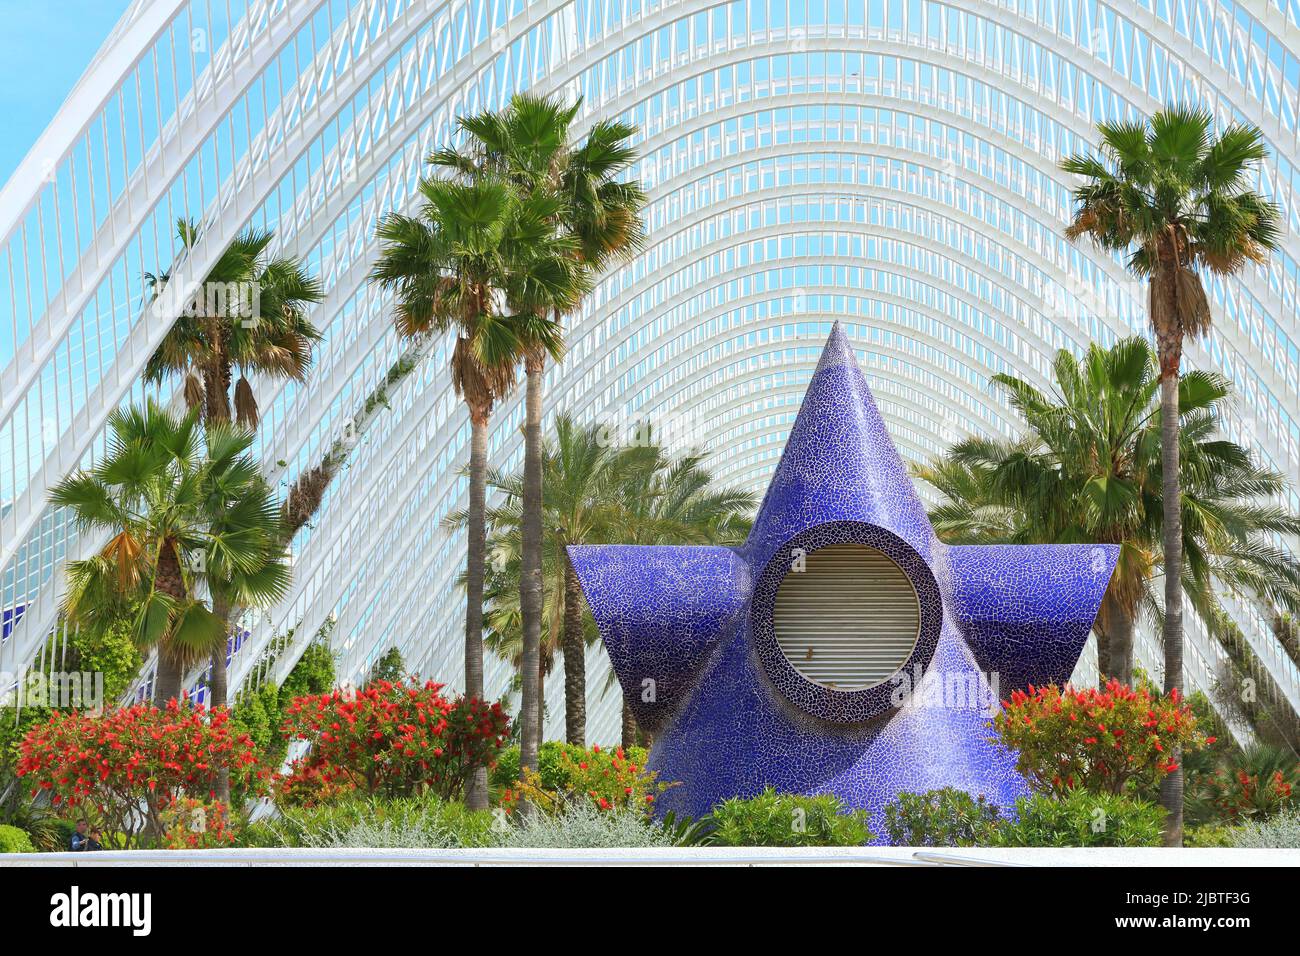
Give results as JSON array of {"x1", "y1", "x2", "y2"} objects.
[
  {"x1": 432, "y1": 93, "x2": 645, "y2": 770},
  {"x1": 144, "y1": 219, "x2": 324, "y2": 428},
  {"x1": 916, "y1": 339, "x2": 1300, "y2": 704},
  {"x1": 143, "y1": 219, "x2": 321, "y2": 709},
  {"x1": 371, "y1": 175, "x2": 560, "y2": 809},
  {"x1": 1060, "y1": 106, "x2": 1283, "y2": 844},
  {"x1": 455, "y1": 414, "x2": 753, "y2": 747},
  {"x1": 50, "y1": 403, "x2": 290, "y2": 709}
]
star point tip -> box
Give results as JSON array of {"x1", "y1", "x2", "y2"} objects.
[{"x1": 815, "y1": 321, "x2": 858, "y2": 373}]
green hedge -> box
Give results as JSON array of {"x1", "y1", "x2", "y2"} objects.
[
  {"x1": 707, "y1": 787, "x2": 873, "y2": 847},
  {"x1": 490, "y1": 741, "x2": 649, "y2": 794},
  {"x1": 989, "y1": 791, "x2": 1164, "y2": 847},
  {"x1": 883, "y1": 787, "x2": 1002, "y2": 847},
  {"x1": 0, "y1": 824, "x2": 35, "y2": 853}
]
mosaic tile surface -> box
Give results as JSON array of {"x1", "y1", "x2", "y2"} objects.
[{"x1": 569, "y1": 324, "x2": 1118, "y2": 842}]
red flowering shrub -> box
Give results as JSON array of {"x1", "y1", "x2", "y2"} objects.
[
  {"x1": 16, "y1": 701, "x2": 258, "y2": 847},
  {"x1": 993, "y1": 680, "x2": 1211, "y2": 796},
  {"x1": 275, "y1": 680, "x2": 509, "y2": 806},
  {"x1": 159, "y1": 798, "x2": 237, "y2": 849},
  {"x1": 501, "y1": 743, "x2": 675, "y2": 816}
]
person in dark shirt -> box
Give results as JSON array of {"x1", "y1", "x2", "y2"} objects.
[
  {"x1": 70, "y1": 818, "x2": 89, "y2": 852},
  {"x1": 85, "y1": 828, "x2": 104, "y2": 852}
]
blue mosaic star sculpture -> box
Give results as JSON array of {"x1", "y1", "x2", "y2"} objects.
[{"x1": 570, "y1": 324, "x2": 1118, "y2": 838}]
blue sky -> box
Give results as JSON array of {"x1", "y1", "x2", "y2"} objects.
[{"x1": 0, "y1": 0, "x2": 131, "y2": 187}]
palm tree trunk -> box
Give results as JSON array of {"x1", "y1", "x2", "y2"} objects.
[
  {"x1": 209, "y1": 597, "x2": 231, "y2": 711},
  {"x1": 152, "y1": 542, "x2": 189, "y2": 708},
  {"x1": 464, "y1": 408, "x2": 491, "y2": 811},
  {"x1": 153, "y1": 658, "x2": 184, "y2": 708},
  {"x1": 210, "y1": 596, "x2": 232, "y2": 804},
  {"x1": 536, "y1": 662, "x2": 546, "y2": 743},
  {"x1": 1100, "y1": 589, "x2": 1136, "y2": 687},
  {"x1": 203, "y1": 353, "x2": 232, "y2": 424},
  {"x1": 1102, "y1": 598, "x2": 1133, "y2": 686},
  {"x1": 1157, "y1": 344, "x2": 1185, "y2": 847},
  {"x1": 621, "y1": 695, "x2": 637, "y2": 752},
  {"x1": 519, "y1": 355, "x2": 545, "y2": 774},
  {"x1": 1095, "y1": 627, "x2": 1111, "y2": 689},
  {"x1": 563, "y1": 553, "x2": 586, "y2": 747}
]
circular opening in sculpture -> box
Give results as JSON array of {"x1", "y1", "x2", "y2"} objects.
[{"x1": 773, "y1": 543, "x2": 920, "y2": 691}]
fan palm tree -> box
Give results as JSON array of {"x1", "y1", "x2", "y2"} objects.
[
  {"x1": 916, "y1": 339, "x2": 1300, "y2": 707},
  {"x1": 143, "y1": 219, "x2": 321, "y2": 708},
  {"x1": 49, "y1": 403, "x2": 290, "y2": 709},
  {"x1": 1061, "y1": 107, "x2": 1283, "y2": 843},
  {"x1": 144, "y1": 219, "x2": 324, "y2": 428},
  {"x1": 432, "y1": 92, "x2": 645, "y2": 770},
  {"x1": 371, "y1": 175, "x2": 572, "y2": 808}
]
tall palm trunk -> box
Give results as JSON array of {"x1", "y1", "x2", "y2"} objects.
[
  {"x1": 1099, "y1": 589, "x2": 1136, "y2": 687},
  {"x1": 621, "y1": 696, "x2": 637, "y2": 752},
  {"x1": 519, "y1": 355, "x2": 545, "y2": 773},
  {"x1": 210, "y1": 595, "x2": 232, "y2": 803},
  {"x1": 563, "y1": 552, "x2": 586, "y2": 746},
  {"x1": 208, "y1": 596, "x2": 231, "y2": 710},
  {"x1": 153, "y1": 541, "x2": 188, "y2": 707},
  {"x1": 1094, "y1": 627, "x2": 1111, "y2": 689},
  {"x1": 535, "y1": 661, "x2": 546, "y2": 742},
  {"x1": 464, "y1": 408, "x2": 491, "y2": 810},
  {"x1": 153, "y1": 660, "x2": 184, "y2": 709},
  {"x1": 1157, "y1": 355, "x2": 1185, "y2": 846},
  {"x1": 1107, "y1": 614, "x2": 1136, "y2": 689}
]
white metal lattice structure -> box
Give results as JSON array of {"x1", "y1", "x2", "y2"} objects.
[{"x1": 5, "y1": 0, "x2": 1300, "y2": 743}]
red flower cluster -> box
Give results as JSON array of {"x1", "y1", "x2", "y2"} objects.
[
  {"x1": 274, "y1": 679, "x2": 510, "y2": 806},
  {"x1": 993, "y1": 679, "x2": 1210, "y2": 796},
  {"x1": 16, "y1": 700, "x2": 258, "y2": 847}
]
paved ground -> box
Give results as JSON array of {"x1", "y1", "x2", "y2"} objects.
[{"x1": 2, "y1": 847, "x2": 1297, "y2": 866}]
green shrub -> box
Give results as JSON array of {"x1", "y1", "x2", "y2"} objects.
[
  {"x1": 883, "y1": 788, "x2": 1002, "y2": 847},
  {"x1": 368, "y1": 647, "x2": 406, "y2": 685},
  {"x1": 229, "y1": 682, "x2": 282, "y2": 757},
  {"x1": 1231, "y1": 808, "x2": 1300, "y2": 848},
  {"x1": 280, "y1": 639, "x2": 336, "y2": 700},
  {"x1": 990, "y1": 791, "x2": 1164, "y2": 847},
  {"x1": 0, "y1": 824, "x2": 34, "y2": 853},
  {"x1": 245, "y1": 795, "x2": 498, "y2": 849},
  {"x1": 504, "y1": 742, "x2": 666, "y2": 816},
  {"x1": 501, "y1": 803, "x2": 676, "y2": 848},
  {"x1": 44, "y1": 818, "x2": 77, "y2": 853},
  {"x1": 1185, "y1": 824, "x2": 1240, "y2": 848},
  {"x1": 492, "y1": 741, "x2": 651, "y2": 795},
  {"x1": 490, "y1": 745, "x2": 521, "y2": 794},
  {"x1": 707, "y1": 787, "x2": 873, "y2": 847}
]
